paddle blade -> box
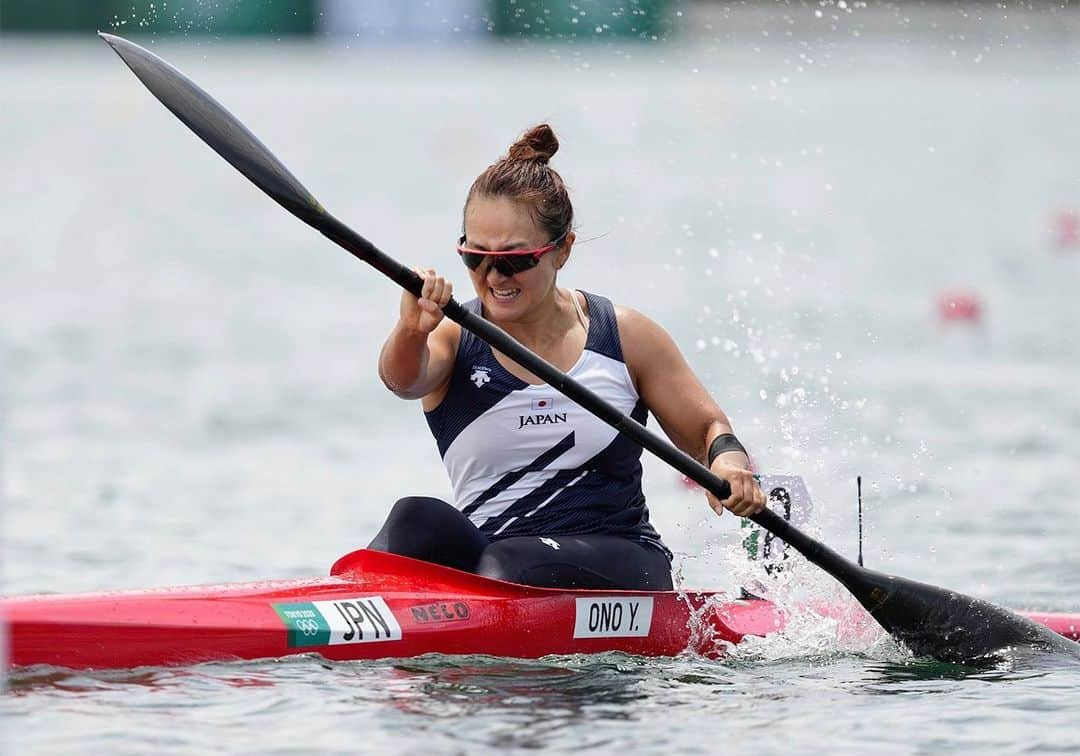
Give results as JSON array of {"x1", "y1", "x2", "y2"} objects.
[
  {"x1": 754, "y1": 508, "x2": 1078, "y2": 662},
  {"x1": 841, "y1": 567, "x2": 1080, "y2": 663},
  {"x1": 99, "y1": 32, "x2": 325, "y2": 226}
]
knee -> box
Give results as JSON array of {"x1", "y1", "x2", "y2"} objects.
[
  {"x1": 386, "y1": 496, "x2": 446, "y2": 524},
  {"x1": 370, "y1": 497, "x2": 450, "y2": 553}
]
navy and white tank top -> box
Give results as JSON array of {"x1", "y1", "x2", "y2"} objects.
[{"x1": 424, "y1": 291, "x2": 667, "y2": 551}]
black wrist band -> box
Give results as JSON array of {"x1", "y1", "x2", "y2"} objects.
[{"x1": 708, "y1": 433, "x2": 747, "y2": 466}]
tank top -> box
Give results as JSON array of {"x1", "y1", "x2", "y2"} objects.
[{"x1": 424, "y1": 291, "x2": 667, "y2": 552}]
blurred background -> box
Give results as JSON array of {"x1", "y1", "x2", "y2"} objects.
[{"x1": 1, "y1": 0, "x2": 1079, "y2": 602}]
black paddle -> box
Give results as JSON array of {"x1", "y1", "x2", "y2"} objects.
[{"x1": 99, "y1": 32, "x2": 1077, "y2": 664}]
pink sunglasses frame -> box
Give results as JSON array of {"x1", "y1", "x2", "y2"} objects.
[{"x1": 456, "y1": 230, "x2": 569, "y2": 275}]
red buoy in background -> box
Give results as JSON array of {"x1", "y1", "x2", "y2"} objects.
[
  {"x1": 1050, "y1": 209, "x2": 1079, "y2": 250},
  {"x1": 936, "y1": 290, "x2": 983, "y2": 325}
]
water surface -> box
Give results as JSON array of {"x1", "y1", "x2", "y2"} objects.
[{"x1": 3, "y1": 14, "x2": 1080, "y2": 754}]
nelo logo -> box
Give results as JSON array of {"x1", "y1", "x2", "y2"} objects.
[{"x1": 410, "y1": 602, "x2": 470, "y2": 623}]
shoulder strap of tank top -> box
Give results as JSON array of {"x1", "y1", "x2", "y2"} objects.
[
  {"x1": 579, "y1": 291, "x2": 625, "y2": 362},
  {"x1": 569, "y1": 288, "x2": 589, "y2": 331},
  {"x1": 455, "y1": 298, "x2": 486, "y2": 358}
]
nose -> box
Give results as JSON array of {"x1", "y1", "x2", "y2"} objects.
[{"x1": 486, "y1": 258, "x2": 515, "y2": 280}]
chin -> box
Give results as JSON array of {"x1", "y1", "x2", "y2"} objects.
[
  {"x1": 484, "y1": 286, "x2": 527, "y2": 318},
  {"x1": 488, "y1": 289, "x2": 524, "y2": 313}
]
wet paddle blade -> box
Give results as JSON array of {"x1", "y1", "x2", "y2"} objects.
[
  {"x1": 755, "y1": 508, "x2": 1079, "y2": 662},
  {"x1": 841, "y1": 567, "x2": 1080, "y2": 663},
  {"x1": 98, "y1": 32, "x2": 325, "y2": 225}
]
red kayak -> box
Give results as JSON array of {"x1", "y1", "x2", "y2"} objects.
[{"x1": 4, "y1": 549, "x2": 1078, "y2": 670}]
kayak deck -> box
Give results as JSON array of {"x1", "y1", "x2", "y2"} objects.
[{"x1": 3, "y1": 550, "x2": 1078, "y2": 670}]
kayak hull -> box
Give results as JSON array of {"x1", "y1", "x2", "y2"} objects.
[
  {"x1": 3, "y1": 551, "x2": 756, "y2": 669},
  {"x1": 3, "y1": 550, "x2": 1077, "y2": 670},
  {"x1": 4, "y1": 584, "x2": 743, "y2": 669}
]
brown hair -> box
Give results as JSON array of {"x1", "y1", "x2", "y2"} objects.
[{"x1": 465, "y1": 124, "x2": 574, "y2": 242}]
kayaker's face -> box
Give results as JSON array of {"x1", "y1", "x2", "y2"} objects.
[{"x1": 461, "y1": 196, "x2": 569, "y2": 320}]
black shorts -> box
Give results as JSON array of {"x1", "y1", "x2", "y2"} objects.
[{"x1": 368, "y1": 496, "x2": 673, "y2": 591}]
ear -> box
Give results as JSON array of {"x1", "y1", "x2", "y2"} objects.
[{"x1": 554, "y1": 231, "x2": 576, "y2": 270}]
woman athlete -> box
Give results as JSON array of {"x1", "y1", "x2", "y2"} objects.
[{"x1": 371, "y1": 124, "x2": 766, "y2": 590}]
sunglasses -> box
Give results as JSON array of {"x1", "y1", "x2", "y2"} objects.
[{"x1": 457, "y1": 231, "x2": 568, "y2": 276}]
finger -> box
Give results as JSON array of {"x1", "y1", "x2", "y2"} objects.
[
  {"x1": 752, "y1": 482, "x2": 767, "y2": 514},
  {"x1": 740, "y1": 475, "x2": 763, "y2": 516},
  {"x1": 737, "y1": 478, "x2": 765, "y2": 517},
  {"x1": 731, "y1": 498, "x2": 753, "y2": 517},
  {"x1": 733, "y1": 498, "x2": 756, "y2": 518},
  {"x1": 440, "y1": 279, "x2": 453, "y2": 305},
  {"x1": 415, "y1": 268, "x2": 430, "y2": 298},
  {"x1": 732, "y1": 473, "x2": 761, "y2": 517},
  {"x1": 406, "y1": 267, "x2": 426, "y2": 302},
  {"x1": 705, "y1": 493, "x2": 725, "y2": 518},
  {"x1": 724, "y1": 473, "x2": 746, "y2": 512},
  {"x1": 422, "y1": 273, "x2": 436, "y2": 301},
  {"x1": 431, "y1": 277, "x2": 447, "y2": 306}
]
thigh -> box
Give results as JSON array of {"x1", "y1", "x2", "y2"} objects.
[
  {"x1": 367, "y1": 496, "x2": 489, "y2": 573},
  {"x1": 476, "y1": 535, "x2": 673, "y2": 590}
]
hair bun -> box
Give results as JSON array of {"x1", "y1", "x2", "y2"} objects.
[{"x1": 506, "y1": 124, "x2": 559, "y2": 165}]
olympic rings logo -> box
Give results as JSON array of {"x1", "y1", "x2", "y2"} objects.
[{"x1": 294, "y1": 618, "x2": 321, "y2": 636}]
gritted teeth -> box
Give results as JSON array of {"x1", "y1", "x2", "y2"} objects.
[{"x1": 491, "y1": 287, "x2": 521, "y2": 299}]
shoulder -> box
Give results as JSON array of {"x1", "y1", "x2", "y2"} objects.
[
  {"x1": 612, "y1": 304, "x2": 683, "y2": 382},
  {"x1": 576, "y1": 292, "x2": 657, "y2": 337},
  {"x1": 613, "y1": 304, "x2": 674, "y2": 345},
  {"x1": 434, "y1": 297, "x2": 480, "y2": 355},
  {"x1": 431, "y1": 315, "x2": 463, "y2": 352}
]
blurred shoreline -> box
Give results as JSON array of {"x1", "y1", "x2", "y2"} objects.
[
  {"x1": 2, "y1": 2, "x2": 1080, "y2": 47},
  {"x1": 685, "y1": 1, "x2": 1080, "y2": 44}
]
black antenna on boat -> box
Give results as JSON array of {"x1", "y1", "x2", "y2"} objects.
[{"x1": 857, "y1": 476, "x2": 864, "y2": 567}]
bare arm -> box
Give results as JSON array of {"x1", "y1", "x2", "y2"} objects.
[
  {"x1": 619, "y1": 306, "x2": 765, "y2": 517},
  {"x1": 378, "y1": 269, "x2": 459, "y2": 401}
]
